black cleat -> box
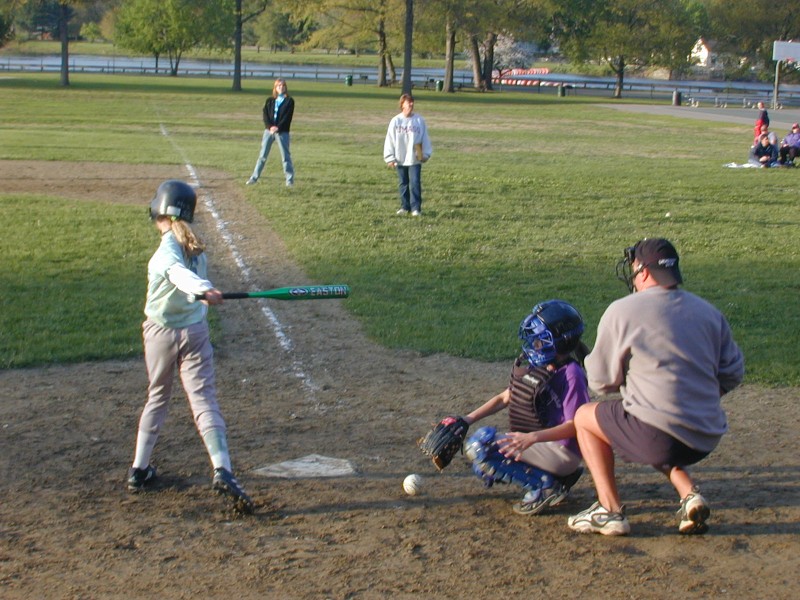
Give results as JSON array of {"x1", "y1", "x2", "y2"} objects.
[
  {"x1": 127, "y1": 465, "x2": 157, "y2": 492},
  {"x1": 212, "y1": 468, "x2": 254, "y2": 514}
]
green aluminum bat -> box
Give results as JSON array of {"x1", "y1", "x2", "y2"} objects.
[{"x1": 198, "y1": 285, "x2": 350, "y2": 301}]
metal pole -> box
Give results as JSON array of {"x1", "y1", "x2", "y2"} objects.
[{"x1": 774, "y1": 60, "x2": 780, "y2": 110}]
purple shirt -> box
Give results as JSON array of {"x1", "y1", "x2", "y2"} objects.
[
  {"x1": 783, "y1": 131, "x2": 800, "y2": 148},
  {"x1": 536, "y1": 361, "x2": 590, "y2": 456}
]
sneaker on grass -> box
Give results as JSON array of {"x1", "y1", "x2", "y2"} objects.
[{"x1": 568, "y1": 501, "x2": 630, "y2": 536}]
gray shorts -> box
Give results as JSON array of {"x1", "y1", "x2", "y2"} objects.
[{"x1": 595, "y1": 399, "x2": 708, "y2": 469}]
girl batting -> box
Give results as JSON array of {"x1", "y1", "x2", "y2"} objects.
[{"x1": 126, "y1": 180, "x2": 253, "y2": 514}]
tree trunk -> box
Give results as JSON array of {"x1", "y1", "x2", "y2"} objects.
[
  {"x1": 443, "y1": 17, "x2": 455, "y2": 93},
  {"x1": 468, "y1": 35, "x2": 484, "y2": 90},
  {"x1": 386, "y1": 53, "x2": 397, "y2": 84},
  {"x1": 377, "y1": 18, "x2": 388, "y2": 86},
  {"x1": 482, "y1": 32, "x2": 496, "y2": 91},
  {"x1": 401, "y1": 0, "x2": 413, "y2": 94},
  {"x1": 232, "y1": 0, "x2": 243, "y2": 91},
  {"x1": 612, "y1": 56, "x2": 624, "y2": 98},
  {"x1": 59, "y1": 3, "x2": 69, "y2": 87},
  {"x1": 169, "y1": 52, "x2": 182, "y2": 77}
]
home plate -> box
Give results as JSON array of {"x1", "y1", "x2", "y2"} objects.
[{"x1": 252, "y1": 454, "x2": 357, "y2": 479}]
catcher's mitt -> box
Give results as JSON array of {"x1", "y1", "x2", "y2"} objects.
[{"x1": 418, "y1": 415, "x2": 470, "y2": 471}]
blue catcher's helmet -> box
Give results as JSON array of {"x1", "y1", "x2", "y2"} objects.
[{"x1": 519, "y1": 300, "x2": 584, "y2": 367}]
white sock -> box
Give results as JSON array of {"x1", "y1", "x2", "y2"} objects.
[
  {"x1": 131, "y1": 431, "x2": 158, "y2": 470},
  {"x1": 202, "y1": 429, "x2": 232, "y2": 472}
]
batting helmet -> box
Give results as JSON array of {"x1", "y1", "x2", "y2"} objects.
[
  {"x1": 149, "y1": 180, "x2": 197, "y2": 223},
  {"x1": 519, "y1": 300, "x2": 584, "y2": 367}
]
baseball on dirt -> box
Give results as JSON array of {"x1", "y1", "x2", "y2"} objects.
[{"x1": 403, "y1": 474, "x2": 423, "y2": 496}]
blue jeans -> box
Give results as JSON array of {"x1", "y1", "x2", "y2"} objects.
[
  {"x1": 251, "y1": 130, "x2": 294, "y2": 184},
  {"x1": 396, "y1": 164, "x2": 422, "y2": 212}
]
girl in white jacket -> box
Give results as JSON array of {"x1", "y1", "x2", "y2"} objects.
[{"x1": 383, "y1": 94, "x2": 432, "y2": 216}]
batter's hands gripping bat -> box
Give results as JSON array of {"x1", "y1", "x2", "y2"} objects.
[{"x1": 195, "y1": 285, "x2": 350, "y2": 301}]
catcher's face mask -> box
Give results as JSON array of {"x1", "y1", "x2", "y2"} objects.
[{"x1": 519, "y1": 314, "x2": 557, "y2": 367}]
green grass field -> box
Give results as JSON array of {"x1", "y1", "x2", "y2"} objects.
[{"x1": 1, "y1": 73, "x2": 798, "y2": 385}]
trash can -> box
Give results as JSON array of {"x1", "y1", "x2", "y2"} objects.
[
  {"x1": 672, "y1": 90, "x2": 682, "y2": 106},
  {"x1": 435, "y1": 80, "x2": 443, "y2": 92},
  {"x1": 557, "y1": 84, "x2": 565, "y2": 97},
  {"x1": 345, "y1": 75, "x2": 353, "y2": 87}
]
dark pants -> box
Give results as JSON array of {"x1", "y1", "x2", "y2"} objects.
[
  {"x1": 397, "y1": 164, "x2": 422, "y2": 212},
  {"x1": 779, "y1": 145, "x2": 800, "y2": 164}
]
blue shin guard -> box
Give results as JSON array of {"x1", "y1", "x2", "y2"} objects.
[{"x1": 464, "y1": 426, "x2": 554, "y2": 492}]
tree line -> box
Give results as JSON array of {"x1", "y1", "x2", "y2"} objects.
[{"x1": 1, "y1": 0, "x2": 798, "y2": 96}]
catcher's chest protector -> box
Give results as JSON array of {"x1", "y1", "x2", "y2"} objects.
[{"x1": 508, "y1": 357, "x2": 547, "y2": 433}]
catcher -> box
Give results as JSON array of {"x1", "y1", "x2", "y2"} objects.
[{"x1": 419, "y1": 300, "x2": 589, "y2": 515}]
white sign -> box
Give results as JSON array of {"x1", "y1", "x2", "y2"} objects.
[{"x1": 773, "y1": 41, "x2": 800, "y2": 62}]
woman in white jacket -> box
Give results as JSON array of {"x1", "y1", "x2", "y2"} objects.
[{"x1": 383, "y1": 94, "x2": 432, "y2": 216}]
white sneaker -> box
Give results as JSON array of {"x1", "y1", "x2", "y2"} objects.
[
  {"x1": 568, "y1": 501, "x2": 630, "y2": 536},
  {"x1": 396, "y1": 208, "x2": 409, "y2": 215},
  {"x1": 246, "y1": 177, "x2": 257, "y2": 185},
  {"x1": 677, "y1": 491, "x2": 710, "y2": 535},
  {"x1": 411, "y1": 210, "x2": 421, "y2": 216}
]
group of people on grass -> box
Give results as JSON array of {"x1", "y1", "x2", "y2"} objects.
[
  {"x1": 748, "y1": 102, "x2": 800, "y2": 167},
  {"x1": 243, "y1": 78, "x2": 433, "y2": 217}
]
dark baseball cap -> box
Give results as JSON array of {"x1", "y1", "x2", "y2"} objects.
[{"x1": 634, "y1": 238, "x2": 682, "y2": 287}]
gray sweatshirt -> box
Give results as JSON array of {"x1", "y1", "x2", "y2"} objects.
[{"x1": 585, "y1": 286, "x2": 744, "y2": 453}]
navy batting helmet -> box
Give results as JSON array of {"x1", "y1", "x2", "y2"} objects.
[{"x1": 149, "y1": 180, "x2": 197, "y2": 223}]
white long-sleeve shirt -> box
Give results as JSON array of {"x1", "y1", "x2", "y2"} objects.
[
  {"x1": 384, "y1": 112, "x2": 432, "y2": 166},
  {"x1": 144, "y1": 231, "x2": 214, "y2": 329}
]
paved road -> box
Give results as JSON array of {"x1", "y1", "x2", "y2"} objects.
[{"x1": 598, "y1": 103, "x2": 800, "y2": 133}]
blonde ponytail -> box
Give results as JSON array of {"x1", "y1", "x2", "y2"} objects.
[{"x1": 170, "y1": 219, "x2": 206, "y2": 257}]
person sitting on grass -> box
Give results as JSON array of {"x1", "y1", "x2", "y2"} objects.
[
  {"x1": 748, "y1": 133, "x2": 779, "y2": 168},
  {"x1": 778, "y1": 123, "x2": 800, "y2": 166}
]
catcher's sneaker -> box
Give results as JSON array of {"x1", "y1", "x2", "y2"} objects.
[
  {"x1": 568, "y1": 501, "x2": 630, "y2": 536},
  {"x1": 513, "y1": 486, "x2": 561, "y2": 516},
  {"x1": 549, "y1": 467, "x2": 584, "y2": 507},
  {"x1": 677, "y1": 490, "x2": 710, "y2": 535},
  {"x1": 212, "y1": 468, "x2": 254, "y2": 515},
  {"x1": 127, "y1": 465, "x2": 157, "y2": 492}
]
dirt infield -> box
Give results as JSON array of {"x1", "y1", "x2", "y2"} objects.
[{"x1": 1, "y1": 161, "x2": 798, "y2": 599}]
